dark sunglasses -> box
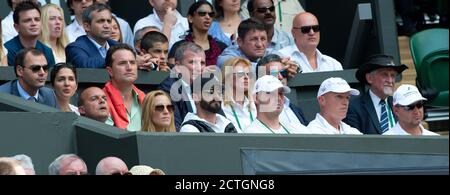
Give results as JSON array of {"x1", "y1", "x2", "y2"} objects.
[
  {"x1": 196, "y1": 11, "x2": 215, "y2": 17},
  {"x1": 25, "y1": 64, "x2": 49, "y2": 73},
  {"x1": 111, "y1": 171, "x2": 133, "y2": 176},
  {"x1": 399, "y1": 102, "x2": 424, "y2": 111},
  {"x1": 155, "y1": 104, "x2": 175, "y2": 113},
  {"x1": 270, "y1": 69, "x2": 288, "y2": 78},
  {"x1": 256, "y1": 6, "x2": 275, "y2": 13},
  {"x1": 294, "y1": 25, "x2": 320, "y2": 34}
]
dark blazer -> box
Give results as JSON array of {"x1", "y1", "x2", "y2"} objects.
[
  {"x1": 65, "y1": 35, "x2": 118, "y2": 68},
  {"x1": 0, "y1": 80, "x2": 58, "y2": 108},
  {"x1": 289, "y1": 103, "x2": 309, "y2": 126},
  {"x1": 5, "y1": 36, "x2": 56, "y2": 67},
  {"x1": 344, "y1": 90, "x2": 397, "y2": 134}
]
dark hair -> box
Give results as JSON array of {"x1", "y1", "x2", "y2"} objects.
[
  {"x1": 238, "y1": 18, "x2": 266, "y2": 39},
  {"x1": 256, "y1": 54, "x2": 282, "y2": 78},
  {"x1": 14, "y1": 48, "x2": 45, "y2": 77},
  {"x1": 82, "y1": 3, "x2": 111, "y2": 24},
  {"x1": 66, "y1": 0, "x2": 74, "y2": 15},
  {"x1": 247, "y1": 0, "x2": 274, "y2": 13},
  {"x1": 13, "y1": 0, "x2": 41, "y2": 24},
  {"x1": 50, "y1": 63, "x2": 77, "y2": 86},
  {"x1": 7, "y1": 0, "x2": 12, "y2": 8},
  {"x1": 105, "y1": 44, "x2": 136, "y2": 67},
  {"x1": 141, "y1": 31, "x2": 168, "y2": 52},
  {"x1": 187, "y1": 0, "x2": 214, "y2": 32}
]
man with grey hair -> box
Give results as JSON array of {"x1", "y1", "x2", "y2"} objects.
[
  {"x1": 95, "y1": 156, "x2": 129, "y2": 175},
  {"x1": 48, "y1": 154, "x2": 88, "y2": 175},
  {"x1": 65, "y1": 3, "x2": 118, "y2": 68},
  {"x1": 11, "y1": 154, "x2": 35, "y2": 175},
  {"x1": 159, "y1": 42, "x2": 206, "y2": 130}
]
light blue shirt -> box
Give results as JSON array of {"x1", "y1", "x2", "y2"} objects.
[
  {"x1": 17, "y1": 81, "x2": 39, "y2": 101},
  {"x1": 208, "y1": 21, "x2": 235, "y2": 47},
  {"x1": 266, "y1": 28, "x2": 294, "y2": 53},
  {"x1": 87, "y1": 36, "x2": 110, "y2": 58}
]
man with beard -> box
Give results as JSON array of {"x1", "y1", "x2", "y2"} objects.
[
  {"x1": 66, "y1": 3, "x2": 118, "y2": 68},
  {"x1": 248, "y1": 0, "x2": 294, "y2": 52},
  {"x1": 0, "y1": 48, "x2": 57, "y2": 108},
  {"x1": 308, "y1": 77, "x2": 362, "y2": 135},
  {"x1": 78, "y1": 87, "x2": 110, "y2": 123},
  {"x1": 383, "y1": 84, "x2": 439, "y2": 136},
  {"x1": 344, "y1": 54, "x2": 408, "y2": 134},
  {"x1": 245, "y1": 75, "x2": 310, "y2": 134},
  {"x1": 179, "y1": 75, "x2": 237, "y2": 133}
]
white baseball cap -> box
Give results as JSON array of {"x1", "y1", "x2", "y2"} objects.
[
  {"x1": 393, "y1": 84, "x2": 427, "y2": 106},
  {"x1": 253, "y1": 75, "x2": 291, "y2": 95},
  {"x1": 317, "y1": 77, "x2": 360, "y2": 97}
]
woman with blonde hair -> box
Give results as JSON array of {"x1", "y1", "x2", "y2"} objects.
[
  {"x1": 221, "y1": 57, "x2": 256, "y2": 132},
  {"x1": 40, "y1": 3, "x2": 69, "y2": 63},
  {"x1": 141, "y1": 90, "x2": 176, "y2": 132}
]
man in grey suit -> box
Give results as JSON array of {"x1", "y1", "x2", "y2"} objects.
[{"x1": 0, "y1": 48, "x2": 57, "y2": 108}]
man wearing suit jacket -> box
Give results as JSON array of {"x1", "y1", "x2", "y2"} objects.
[
  {"x1": 0, "y1": 48, "x2": 57, "y2": 108},
  {"x1": 66, "y1": 3, "x2": 118, "y2": 68},
  {"x1": 344, "y1": 54, "x2": 408, "y2": 134}
]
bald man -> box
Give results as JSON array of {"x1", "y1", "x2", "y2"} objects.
[
  {"x1": 275, "y1": 12, "x2": 343, "y2": 73},
  {"x1": 78, "y1": 87, "x2": 110, "y2": 123},
  {"x1": 95, "y1": 156, "x2": 129, "y2": 175}
]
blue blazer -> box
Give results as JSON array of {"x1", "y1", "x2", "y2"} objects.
[
  {"x1": 344, "y1": 90, "x2": 397, "y2": 134},
  {"x1": 0, "y1": 80, "x2": 58, "y2": 108},
  {"x1": 289, "y1": 103, "x2": 309, "y2": 126},
  {"x1": 65, "y1": 35, "x2": 118, "y2": 68}
]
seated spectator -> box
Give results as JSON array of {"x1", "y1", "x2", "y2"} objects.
[
  {"x1": 307, "y1": 77, "x2": 362, "y2": 135},
  {"x1": 104, "y1": 44, "x2": 145, "y2": 131},
  {"x1": 133, "y1": 0, "x2": 189, "y2": 50},
  {"x1": 65, "y1": 3, "x2": 118, "y2": 68},
  {"x1": 180, "y1": 75, "x2": 237, "y2": 133},
  {"x1": 40, "y1": 3, "x2": 69, "y2": 64},
  {"x1": 50, "y1": 63, "x2": 79, "y2": 115},
  {"x1": 11, "y1": 154, "x2": 35, "y2": 175},
  {"x1": 344, "y1": 54, "x2": 408, "y2": 134},
  {"x1": 2, "y1": 0, "x2": 40, "y2": 43},
  {"x1": 276, "y1": 12, "x2": 343, "y2": 73},
  {"x1": 384, "y1": 84, "x2": 439, "y2": 136},
  {"x1": 129, "y1": 165, "x2": 165, "y2": 175},
  {"x1": 0, "y1": 157, "x2": 26, "y2": 175},
  {"x1": 208, "y1": 0, "x2": 242, "y2": 46},
  {"x1": 134, "y1": 26, "x2": 160, "y2": 71},
  {"x1": 5, "y1": 1, "x2": 55, "y2": 67},
  {"x1": 65, "y1": 0, "x2": 94, "y2": 43},
  {"x1": 141, "y1": 90, "x2": 176, "y2": 132},
  {"x1": 159, "y1": 42, "x2": 206, "y2": 130},
  {"x1": 95, "y1": 156, "x2": 130, "y2": 175},
  {"x1": 78, "y1": 87, "x2": 110, "y2": 123},
  {"x1": 48, "y1": 154, "x2": 88, "y2": 175},
  {"x1": 139, "y1": 31, "x2": 171, "y2": 71},
  {"x1": 110, "y1": 16, "x2": 123, "y2": 43},
  {"x1": 247, "y1": 0, "x2": 294, "y2": 52},
  {"x1": 256, "y1": 54, "x2": 308, "y2": 126},
  {"x1": 221, "y1": 57, "x2": 256, "y2": 133},
  {"x1": 0, "y1": 48, "x2": 58, "y2": 108},
  {"x1": 245, "y1": 75, "x2": 310, "y2": 134},
  {"x1": 169, "y1": 0, "x2": 227, "y2": 67}
]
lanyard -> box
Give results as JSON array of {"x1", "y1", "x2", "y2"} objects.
[
  {"x1": 231, "y1": 105, "x2": 254, "y2": 130},
  {"x1": 258, "y1": 119, "x2": 290, "y2": 134},
  {"x1": 386, "y1": 103, "x2": 394, "y2": 128}
]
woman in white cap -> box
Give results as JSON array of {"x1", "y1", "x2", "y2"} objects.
[
  {"x1": 307, "y1": 77, "x2": 362, "y2": 135},
  {"x1": 383, "y1": 84, "x2": 439, "y2": 136}
]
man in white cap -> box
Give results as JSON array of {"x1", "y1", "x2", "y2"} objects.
[
  {"x1": 245, "y1": 75, "x2": 310, "y2": 134},
  {"x1": 308, "y1": 77, "x2": 362, "y2": 134},
  {"x1": 384, "y1": 84, "x2": 439, "y2": 136}
]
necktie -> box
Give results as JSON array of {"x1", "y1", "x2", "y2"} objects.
[{"x1": 379, "y1": 100, "x2": 389, "y2": 133}]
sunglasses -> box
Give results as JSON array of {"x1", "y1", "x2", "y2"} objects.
[
  {"x1": 294, "y1": 25, "x2": 320, "y2": 34},
  {"x1": 155, "y1": 104, "x2": 175, "y2": 113},
  {"x1": 399, "y1": 102, "x2": 424, "y2": 111},
  {"x1": 196, "y1": 11, "x2": 216, "y2": 17},
  {"x1": 270, "y1": 69, "x2": 288, "y2": 78},
  {"x1": 24, "y1": 64, "x2": 49, "y2": 73},
  {"x1": 256, "y1": 6, "x2": 275, "y2": 14},
  {"x1": 111, "y1": 171, "x2": 133, "y2": 176},
  {"x1": 234, "y1": 71, "x2": 253, "y2": 78}
]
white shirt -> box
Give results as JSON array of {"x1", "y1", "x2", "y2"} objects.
[
  {"x1": 69, "y1": 104, "x2": 80, "y2": 116},
  {"x1": 222, "y1": 97, "x2": 256, "y2": 133},
  {"x1": 244, "y1": 118, "x2": 310, "y2": 134},
  {"x1": 308, "y1": 113, "x2": 363, "y2": 135},
  {"x1": 1, "y1": 12, "x2": 17, "y2": 43},
  {"x1": 280, "y1": 97, "x2": 303, "y2": 126},
  {"x1": 133, "y1": 9, "x2": 189, "y2": 49},
  {"x1": 383, "y1": 123, "x2": 439, "y2": 136},
  {"x1": 276, "y1": 45, "x2": 343, "y2": 73},
  {"x1": 66, "y1": 20, "x2": 86, "y2": 43},
  {"x1": 369, "y1": 90, "x2": 394, "y2": 130},
  {"x1": 180, "y1": 112, "x2": 233, "y2": 133}
]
